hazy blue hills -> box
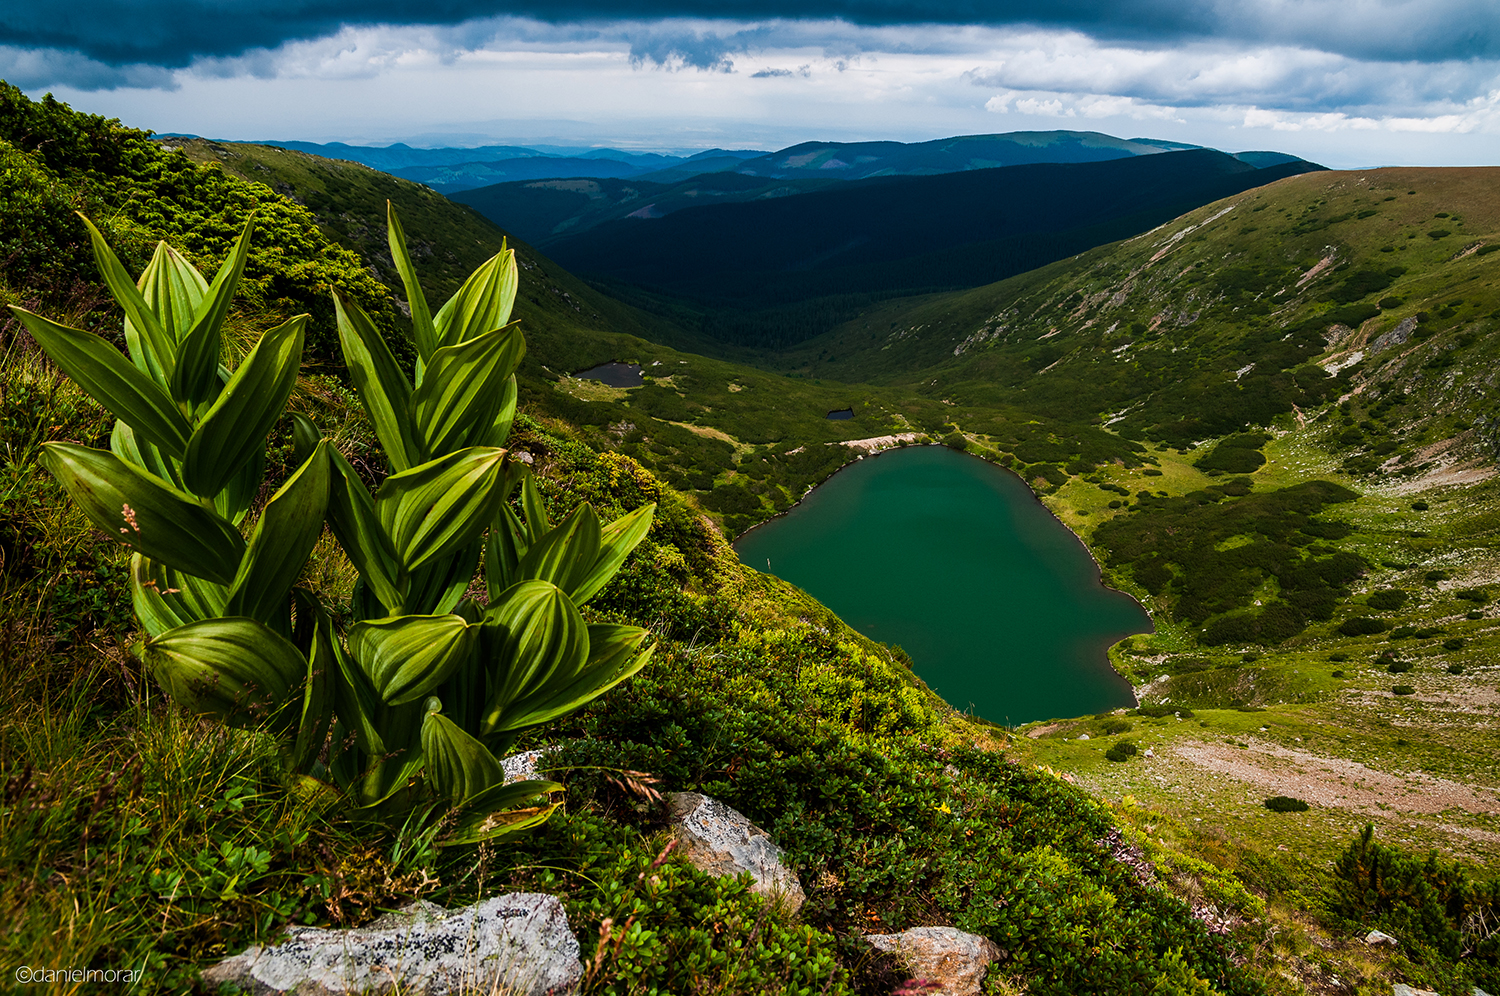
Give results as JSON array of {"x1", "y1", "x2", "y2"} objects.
[
  {"x1": 536, "y1": 149, "x2": 1324, "y2": 350},
  {"x1": 250, "y1": 130, "x2": 1303, "y2": 195},
  {"x1": 390, "y1": 155, "x2": 661, "y2": 190},
  {"x1": 724, "y1": 130, "x2": 1203, "y2": 180},
  {"x1": 249, "y1": 140, "x2": 729, "y2": 192}
]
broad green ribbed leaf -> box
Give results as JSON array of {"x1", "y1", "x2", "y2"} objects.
[
  {"x1": 41, "y1": 443, "x2": 245, "y2": 585},
  {"x1": 484, "y1": 504, "x2": 528, "y2": 602},
  {"x1": 225, "y1": 442, "x2": 330, "y2": 625},
  {"x1": 351, "y1": 731, "x2": 425, "y2": 810},
  {"x1": 481, "y1": 374, "x2": 519, "y2": 449},
  {"x1": 349, "y1": 613, "x2": 475, "y2": 707},
  {"x1": 439, "y1": 778, "x2": 561, "y2": 846},
  {"x1": 518, "y1": 469, "x2": 550, "y2": 542},
  {"x1": 387, "y1": 201, "x2": 437, "y2": 361},
  {"x1": 329, "y1": 622, "x2": 386, "y2": 757},
  {"x1": 420, "y1": 709, "x2": 505, "y2": 803},
  {"x1": 143, "y1": 616, "x2": 304, "y2": 725},
  {"x1": 13, "y1": 308, "x2": 191, "y2": 460},
  {"x1": 173, "y1": 215, "x2": 254, "y2": 406},
  {"x1": 110, "y1": 419, "x2": 182, "y2": 488},
  {"x1": 291, "y1": 413, "x2": 320, "y2": 468},
  {"x1": 433, "y1": 245, "x2": 517, "y2": 349},
  {"x1": 182, "y1": 315, "x2": 305, "y2": 497},
  {"x1": 138, "y1": 240, "x2": 207, "y2": 345},
  {"x1": 375, "y1": 448, "x2": 507, "y2": 573},
  {"x1": 496, "y1": 625, "x2": 653, "y2": 733},
  {"x1": 327, "y1": 449, "x2": 405, "y2": 614},
  {"x1": 333, "y1": 290, "x2": 419, "y2": 471},
  {"x1": 478, "y1": 580, "x2": 588, "y2": 735},
  {"x1": 79, "y1": 214, "x2": 175, "y2": 383},
  {"x1": 409, "y1": 322, "x2": 524, "y2": 458},
  {"x1": 214, "y1": 440, "x2": 265, "y2": 527},
  {"x1": 402, "y1": 543, "x2": 481, "y2": 617},
  {"x1": 289, "y1": 592, "x2": 335, "y2": 772},
  {"x1": 570, "y1": 502, "x2": 656, "y2": 605},
  {"x1": 130, "y1": 554, "x2": 230, "y2": 637},
  {"x1": 516, "y1": 503, "x2": 601, "y2": 597}
]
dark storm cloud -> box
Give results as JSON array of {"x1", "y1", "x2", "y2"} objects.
[{"x1": 2, "y1": 0, "x2": 1497, "y2": 71}]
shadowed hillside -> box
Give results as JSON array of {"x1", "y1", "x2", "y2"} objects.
[{"x1": 538, "y1": 149, "x2": 1322, "y2": 349}]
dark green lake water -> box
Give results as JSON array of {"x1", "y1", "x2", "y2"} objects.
[{"x1": 734, "y1": 446, "x2": 1151, "y2": 724}]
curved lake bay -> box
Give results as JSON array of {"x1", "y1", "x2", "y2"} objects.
[{"x1": 734, "y1": 446, "x2": 1152, "y2": 724}]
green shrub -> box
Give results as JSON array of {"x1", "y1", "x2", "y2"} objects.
[
  {"x1": 1392, "y1": 685, "x2": 1416, "y2": 695},
  {"x1": 1105, "y1": 742, "x2": 1138, "y2": 762},
  {"x1": 1331, "y1": 825, "x2": 1500, "y2": 989},
  {"x1": 1339, "y1": 616, "x2": 1389, "y2": 636},
  {"x1": 1443, "y1": 637, "x2": 1466, "y2": 651},
  {"x1": 1134, "y1": 704, "x2": 1193, "y2": 719},
  {"x1": 1447, "y1": 664, "x2": 1465, "y2": 675},
  {"x1": 1100, "y1": 719, "x2": 1133, "y2": 735},
  {"x1": 1263, "y1": 796, "x2": 1308, "y2": 813},
  {"x1": 1366, "y1": 589, "x2": 1409, "y2": 611},
  {"x1": 1387, "y1": 661, "x2": 1413, "y2": 674}
]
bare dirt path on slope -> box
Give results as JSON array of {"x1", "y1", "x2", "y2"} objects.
[{"x1": 1166, "y1": 736, "x2": 1500, "y2": 845}]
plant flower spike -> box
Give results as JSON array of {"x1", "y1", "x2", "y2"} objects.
[{"x1": 15, "y1": 202, "x2": 655, "y2": 845}]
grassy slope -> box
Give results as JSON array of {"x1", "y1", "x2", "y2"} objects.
[
  {"x1": 780, "y1": 167, "x2": 1500, "y2": 992},
  {"x1": 0, "y1": 91, "x2": 1310, "y2": 996},
  {"x1": 176, "y1": 146, "x2": 1500, "y2": 922},
  {"x1": 4, "y1": 88, "x2": 1496, "y2": 993}
]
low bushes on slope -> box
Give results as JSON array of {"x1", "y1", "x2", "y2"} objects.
[
  {"x1": 1331, "y1": 825, "x2": 1500, "y2": 992},
  {"x1": 1093, "y1": 478, "x2": 1363, "y2": 645}
]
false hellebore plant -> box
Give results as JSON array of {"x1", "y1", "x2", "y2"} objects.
[{"x1": 14, "y1": 204, "x2": 655, "y2": 845}]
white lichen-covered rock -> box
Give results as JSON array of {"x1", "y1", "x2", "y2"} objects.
[
  {"x1": 1391, "y1": 985, "x2": 1440, "y2": 996},
  {"x1": 865, "y1": 926, "x2": 1003, "y2": 996},
  {"x1": 200, "y1": 894, "x2": 581, "y2": 995},
  {"x1": 1365, "y1": 929, "x2": 1400, "y2": 947},
  {"x1": 666, "y1": 792, "x2": 806, "y2": 913},
  {"x1": 502, "y1": 747, "x2": 552, "y2": 784}
]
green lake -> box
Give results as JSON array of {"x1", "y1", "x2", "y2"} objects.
[{"x1": 734, "y1": 446, "x2": 1151, "y2": 724}]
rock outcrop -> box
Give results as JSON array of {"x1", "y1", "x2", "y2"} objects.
[
  {"x1": 666, "y1": 792, "x2": 806, "y2": 913},
  {"x1": 200, "y1": 894, "x2": 582, "y2": 995},
  {"x1": 864, "y1": 926, "x2": 1003, "y2": 996}
]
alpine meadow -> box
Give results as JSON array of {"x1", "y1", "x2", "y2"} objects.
[{"x1": 3, "y1": 46, "x2": 1500, "y2": 996}]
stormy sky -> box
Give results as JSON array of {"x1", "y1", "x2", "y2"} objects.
[{"x1": 4, "y1": 0, "x2": 1497, "y2": 166}]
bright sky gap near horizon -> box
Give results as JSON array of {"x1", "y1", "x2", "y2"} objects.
[{"x1": 2, "y1": 2, "x2": 1497, "y2": 168}]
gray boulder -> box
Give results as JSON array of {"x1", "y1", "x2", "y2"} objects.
[
  {"x1": 865, "y1": 926, "x2": 1003, "y2": 996},
  {"x1": 666, "y1": 792, "x2": 806, "y2": 913},
  {"x1": 1370, "y1": 316, "x2": 1418, "y2": 354},
  {"x1": 200, "y1": 894, "x2": 581, "y2": 995},
  {"x1": 1365, "y1": 928, "x2": 1399, "y2": 947}
]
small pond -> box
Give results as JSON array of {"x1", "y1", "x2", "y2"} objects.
[
  {"x1": 734, "y1": 446, "x2": 1151, "y2": 724},
  {"x1": 574, "y1": 362, "x2": 643, "y2": 388},
  {"x1": 825, "y1": 408, "x2": 855, "y2": 420}
]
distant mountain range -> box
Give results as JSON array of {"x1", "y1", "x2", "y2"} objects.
[
  {"x1": 250, "y1": 141, "x2": 762, "y2": 192},
  {"x1": 246, "y1": 130, "x2": 1303, "y2": 195},
  {"x1": 240, "y1": 131, "x2": 1319, "y2": 350}
]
